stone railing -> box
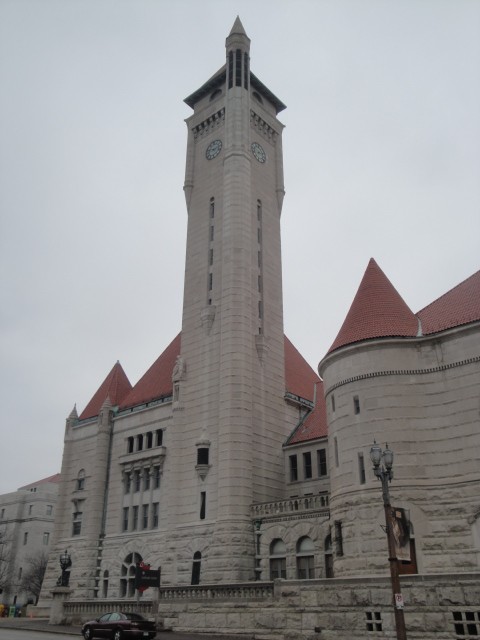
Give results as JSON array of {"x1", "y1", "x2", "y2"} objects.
[
  {"x1": 64, "y1": 599, "x2": 153, "y2": 620},
  {"x1": 251, "y1": 494, "x2": 330, "y2": 519},
  {"x1": 159, "y1": 582, "x2": 274, "y2": 601}
]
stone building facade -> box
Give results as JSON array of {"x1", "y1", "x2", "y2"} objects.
[
  {"x1": 38, "y1": 17, "x2": 480, "y2": 638},
  {"x1": 0, "y1": 474, "x2": 59, "y2": 606}
]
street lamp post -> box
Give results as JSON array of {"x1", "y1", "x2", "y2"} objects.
[
  {"x1": 370, "y1": 442, "x2": 407, "y2": 640},
  {"x1": 58, "y1": 550, "x2": 72, "y2": 587}
]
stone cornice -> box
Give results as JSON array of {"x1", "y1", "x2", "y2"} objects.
[{"x1": 324, "y1": 354, "x2": 480, "y2": 396}]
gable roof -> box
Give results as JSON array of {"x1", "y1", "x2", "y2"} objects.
[
  {"x1": 119, "y1": 333, "x2": 181, "y2": 410},
  {"x1": 79, "y1": 361, "x2": 132, "y2": 420},
  {"x1": 19, "y1": 473, "x2": 61, "y2": 490},
  {"x1": 417, "y1": 270, "x2": 480, "y2": 334},
  {"x1": 328, "y1": 258, "x2": 419, "y2": 354},
  {"x1": 284, "y1": 336, "x2": 328, "y2": 445}
]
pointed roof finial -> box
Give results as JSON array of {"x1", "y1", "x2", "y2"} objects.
[
  {"x1": 68, "y1": 404, "x2": 78, "y2": 420},
  {"x1": 229, "y1": 16, "x2": 247, "y2": 37}
]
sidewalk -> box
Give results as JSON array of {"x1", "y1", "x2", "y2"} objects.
[{"x1": 0, "y1": 616, "x2": 249, "y2": 639}]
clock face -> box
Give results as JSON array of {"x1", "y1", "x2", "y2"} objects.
[
  {"x1": 251, "y1": 142, "x2": 266, "y2": 163},
  {"x1": 206, "y1": 139, "x2": 222, "y2": 160}
]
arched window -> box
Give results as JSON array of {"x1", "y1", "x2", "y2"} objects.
[
  {"x1": 120, "y1": 552, "x2": 142, "y2": 598},
  {"x1": 191, "y1": 551, "x2": 201, "y2": 585},
  {"x1": 269, "y1": 539, "x2": 286, "y2": 580},
  {"x1": 76, "y1": 469, "x2": 85, "y2": 491},
  {"x1": 324, "y1": 534, "x2": 333, "y2": 578},
  {"x1": 296, "y1": 536, "x2": 315, "y2": 579},
  {"x1": 102, "y1": 570, "x2": 109, "y2": 598}
]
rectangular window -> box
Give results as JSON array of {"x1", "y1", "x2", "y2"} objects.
[
  {"x1": 156, "y1": 429, "x2": 163, "y2": 446},
  {"x1": 289, "y1": 455, "x2": 298, "y2": 482},
  {"x1": 258, "y1": 275, "x2": 262, "y2": 292},
  {"x1": 366, "y1": 611, "x2": 383, "y2": 632},
  {"x1": 123, "y1": 507, "x2": 129, "y2": 532},
  {"x1": 0, "y1": 509, "x2": 4, "y2": 519},
  {"x1": 154, "y1": 466, "x2": 161, "y2": 489},
  {"x1": 209, "y1": 248, "x2": 213, "y2": 265},
  {"x1": 335, "y1": 520, "x2": 344, "y2": 556},
  {"x1": 257, "y1": 228, "x2": 262, "y2": 243},
  {"x1": 209, "y1": 199, "x2": 215, "y2": 218},
  {"x1": 137, "y1": 434, "x2": 143, "y2": 451},
  {"x1": 43, "y1": 532, "x2": 50, "y2": 545},
  {"x1": 125, "y1": 473, "x2": 131, "y2": 494},
  {"x1": 334, "y1": 437, "x2": 339, "y2": 467},
  {"x1": 303, "y1": 452, "x2": 312, "y2": 479},
  {"x1": 23, "y1": 532, "x2": 28, "y2": 545},
  {"x1": 28, "y1": 505, "x2": 33, "y2": 515},
  {"x1": 331, "y1": 394, "x2": 335, "y2": 412},
  {"x1": 358, "y1": 452, "x2": 366, "y2": 484},
  {"x1": 72, "y1": 512, "x2": 82, "y2": 536},
  {"x1": 209, "y1": 272, "x2": 213, "y2": 290},
  {"x1": 235, "y1": 48, "x2": 242, "y2": 87},
  {"x1": 144, "y1": 472, "x2": 150, "y2": 491},
  {"x1": 152, "y1": 503, "x2": 159, "y2": 528},
  {"x1": 18, "y1": 567, "x2": 22, "y2": 580},
  {"x1": 46, "y1": 505, "x2": 53, "y2": 516},
  {"x1": 134, "y1": 471, "x2": 141, "y2": 492},
  {"x1": 317, "y1": 449, "x2": 327, "y2": 476},
  {"x1": 258, "y1": 301, "x2": 263, "y2": 319},
  {"x1": 142, "y1": 504, "x2": 149, "y2": 529},
  {"x1": 132, "y1": 506, "x2": 139, "y2": 531},
  {"x1": 197, "y1": 448, "x2": 209, "y2": 465},
  {"x1": 353, "y1": 395, "x2": 360, "y2": 414},
  {"x1": 210, "y1": 225, "x2": 214, "y2": 241},
  {"x1": 270, "y1": 557, "x2": 286, "y2": 580},
  {"x1": 146, "y1": 431, "x2": 153, "y2": 448},
  {"x1": 228, "y1": 51, "x2": 233, "y2": 89},
  {"x1": 200, "y1": 491, "x2": 206, "y2": 520},
  {"x1": 127, "y1": 436, "x2": 134, "y2": 453}
]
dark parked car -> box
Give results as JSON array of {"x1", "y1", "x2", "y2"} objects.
[{"x1": 82, "y1": 611, "x2": 156, "y2": 640}]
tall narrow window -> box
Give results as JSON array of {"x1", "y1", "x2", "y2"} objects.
[
  {"x1": 137, "y1": 434, "x2": 143, "y2": 451},
  {"x1": 244, "y1": 52, "x2": 249, "y2": 88},
  {"x1": 325, "y1": 534, "x2": 333, "y2": 578},
  {"x1": 191, "y1": 552, "x2": 201, "y2": 585},
  {"x1": 134, "y1": 471, "x2": 141, "y2": 492},
  {"x1": 156, "y1": 429, "x2": 163, "y2": 446},
  {"x1": 122, "y1": 507, "x2": 129, "y2": 532},
  {"x1": 127, "y1": 437, "x2": 134, "y2": 453},
  {"x1": 289, "y1": 455, "x2": 298, "y2": 482},
  {"x1": 146, "y1": 432, "x2": 153, "y2": 448},
  {"x1": 142, "y1": 504, "x2": 149, "y2": 529},
  {"x1": 144, "y1": 471, "x2": 150, "y2": 491},
  {"x1": 296, "y1": 536, "x2": 315, "y2": 579},
  {"x1": 28, "y1": 505, "x2": 33, "y2": 515},
  {"x1": 317, "y1": 449, "x2": 327, "y2": 477},
  {"x1": 132, "y1": 506, "x2": 139, "y2": 531},
  {"x1": 76, "y1": 469, "x2": 85, "y2": 491},
  {"x1": 210, "y1": 225, "x2": 214, "y2": 241},
  {"x1": 153, "y1": 466, "x2": 161, "y2": 489},
  {"x1": 353, "y1": 395, "x2": 360, "y2": 415},
  {"x1": 102, "y1": 571, "x2": 109, "y2": 598},
  {"x1": 209, "y1": 249, "x2": 213, "y2": 266},
  {"x1": 235, "y1": 49, "x2": 242, "y2": 86},
  {"x1": 269, "y1": 539, "x2": 287, "y2": 579},
  {"x1": 303, "y1": 452, "x2": 312, "y2": 479},
  {"x1": 23, "y1": 532, "x2": 28, "y2": 545},
  {"x1": 208, "y1": 273, "x2": 213, "y2": 291},
  {"x1": 43, "y1": 532, "x2": 50, "y2": 545},
  {"x1": 358, "y1": 452, "x2": 366, "y2": 484},
  {"x1": 200, "y1": 492, "x2": 206, "y2": 520},
  {"x1": 72, "y1": 512, "x2": 82, "y2": 536},
  {"x1": 125, "y1": 473, "x2": 131, "y2": 494},
  {"x1": 228, "y1": 51, "x2": 233, "y2": 89},
  {"x1": 152, "y1": 503, "x2": 159, "y2": 528},
  {"x1": 331, "y1": 395, "x2": 335, "y2": 412},
  {"x1": 209, "y1": 197, "x2": 215, "y2": 218},
  {"x1": 334, "y1": 437, "x2": 339, "y2": 467},
  {"x1": 335, "y1": 521, "x2": 344, "y2": 556}
]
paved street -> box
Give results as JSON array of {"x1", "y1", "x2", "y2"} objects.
[{"x1": 0, "y1": 619, "x2": 249, "y2": 640}]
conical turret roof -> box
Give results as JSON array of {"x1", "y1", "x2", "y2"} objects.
[
  {"x1": 229, "y1": 16, "x2": 247, "y2": 37},
  {"x1": 79, "y1": 361, "x2": 132, "y2": 420},
  {"x1": 328, "y1": 258, "x2": 418, "y2": 353}
]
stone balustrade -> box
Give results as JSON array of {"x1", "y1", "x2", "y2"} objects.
[
  {"x1": 251, "y1": 494, "x2": 329, "y2": 519},
  {"x1": 64, "y1": 600, "x2": 153, "y2": 620},
  {"x1": 159, "y1": 581, "x2": 274, "y2": 600}
]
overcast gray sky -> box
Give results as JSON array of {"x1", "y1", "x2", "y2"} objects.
[{"x1": 1, "y1": 0, "x2": 479, "y2": 493}]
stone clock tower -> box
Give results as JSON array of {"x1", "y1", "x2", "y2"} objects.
[{"x1": 165, "y1": 17, "x2": 288, "y2": 582}]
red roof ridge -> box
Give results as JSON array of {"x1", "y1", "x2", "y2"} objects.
[
  {"x1": 328, "y1": 258, "x2": 418, "y2": 353},
  {"x1": 19, "y1": 473, "x2": 61, "y2": 489},
  {"x1": 417, "y1": 269, "x2": 480, "y2": 335}
]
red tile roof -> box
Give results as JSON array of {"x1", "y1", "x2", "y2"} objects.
[
  {"x1": 19, "y1": 473, "x2": 61, "y2": 489},
  {"x1": 328, "y1": 258, "x2": 419, "y2": 353},
  {"x1": 119, "y1": 333, "x2": 181, "y2": 410},
  {"x1": 284, "y1": 336, "x2": 327, "y2": 445},
  {"x1": 79, "y1": 361, "x2": 132, "y2": 420},
  {"x1": 417, "y1": 270, "x2": 480, "y2": 335}
]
